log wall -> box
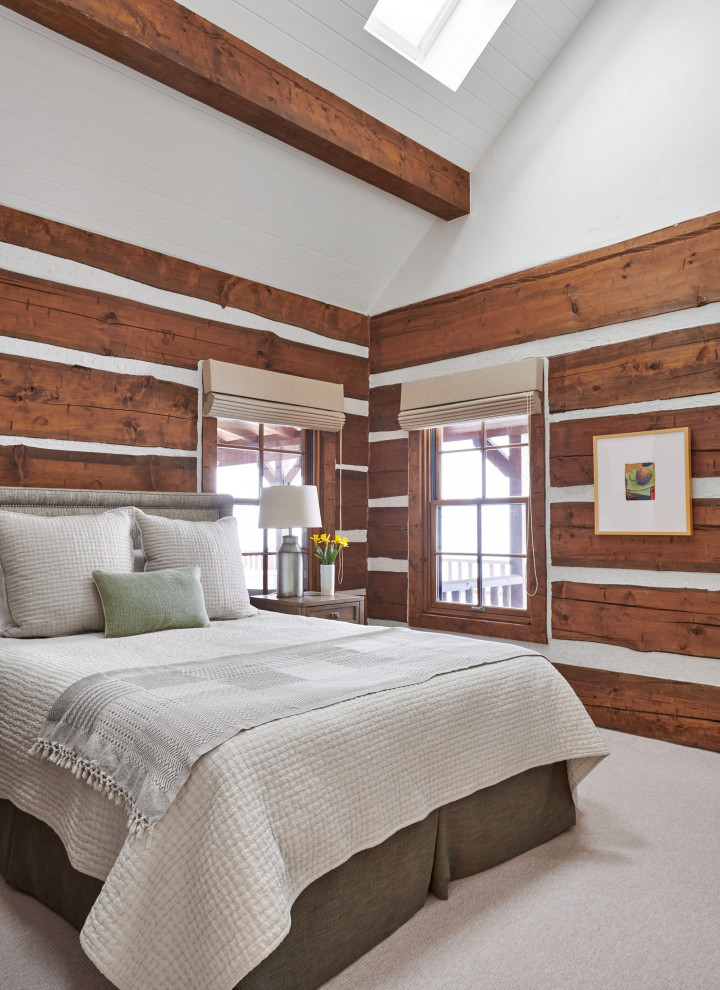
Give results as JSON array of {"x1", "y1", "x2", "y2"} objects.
[
  {"x1": 368, "y1": 210, "x2": 720, "y2": 749},
  {"x1": 0, "y1": 209, "x2": 368, "y2": 593}
]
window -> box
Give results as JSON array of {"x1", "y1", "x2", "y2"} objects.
[
  {"x1": 432, "y1": 415, "x2": 530, "y2": 611},
  {"x1": 408, "y1": 410, "x2": 546, "y2": 642},
  {"x1": 216, "y1": 420, "x2": 311, "y2": 594},
  {"x1": 365, "y1": 0, "x2": 518, "y2": 92}
]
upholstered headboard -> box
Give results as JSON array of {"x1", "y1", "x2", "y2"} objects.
[{"x1": 0, "y1": 488, "x2": 234, "y2": 546}]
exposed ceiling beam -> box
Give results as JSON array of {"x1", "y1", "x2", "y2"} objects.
[{"x1": 3, "y1": 0, "x2": 471, "y2": 220}]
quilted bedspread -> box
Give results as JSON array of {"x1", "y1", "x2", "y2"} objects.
[{"x1": 0, "y1": 613, "x2": 607, "y2": 990}]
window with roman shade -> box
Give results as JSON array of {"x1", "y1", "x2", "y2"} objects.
[
  {"x1": 404, "y1": 358, "x2": 547, "y2": 644},
  {"x1": 202, "y1": 361, "x2": 344, "y2": 595}
]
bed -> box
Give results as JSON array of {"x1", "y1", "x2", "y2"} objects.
[{"x1": 0, "y1": 486, "x2": 608, "y2": 990}]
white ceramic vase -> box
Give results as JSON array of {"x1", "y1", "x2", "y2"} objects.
[{"x1": 320, "y1": 564, "x2": 335, "y2": 596}]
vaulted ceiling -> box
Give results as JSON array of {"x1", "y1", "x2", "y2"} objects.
[{"x1": 0, "y1": 0, "x2": 597, "y2": 313}]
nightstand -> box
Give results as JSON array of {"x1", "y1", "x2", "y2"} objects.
[{"x1": 250, "y1": 592, "x2": 366, "y2": 625}]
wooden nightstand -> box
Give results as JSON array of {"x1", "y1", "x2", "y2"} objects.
[{"x1": 250, "y1": 592, "x2": 366, "y2": 625}]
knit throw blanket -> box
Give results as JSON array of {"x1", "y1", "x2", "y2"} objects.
[{"x1": 31, "y1": 628, "x2": 536, "y2": 834}]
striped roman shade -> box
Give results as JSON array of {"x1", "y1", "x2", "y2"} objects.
[
  {"x1": 398, "y1": 358, "x2": 543, "y2": 431},
  {"x1": 202, "y1": 360, "x2": 345, "y2": 432}
]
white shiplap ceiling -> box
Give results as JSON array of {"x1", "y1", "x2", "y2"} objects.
[{"x1": 0, "y1": 0, "x2": 597, "y2": 313}]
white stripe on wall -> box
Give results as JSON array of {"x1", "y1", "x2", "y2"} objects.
[
  {"x1": 0, "y1": 332, "x2": 200, "y2": 387},
  {"x1": 465, "y1": 632, "x2": 720, "y2": 689},
  {"x1": 0, "y1": 242, "x2": 369, "y2": 359},
  {"x1": 369, "y1": 300, "x2": 720, "y2": 388},
  {"x1": 344, "y1": 398, "x2": 369, "y2": 417},
  {"x1": 549, "y1": 564, "x2": 720, "y2": 592},
  {"x1": 368, "y1": 557, "x2": 409, "y2": 572},
  {"x1": 369, "y1": 430, "x2": 408, "y2": 442},
  {"x1": 336, "y1": 463, "x2": 368, "y2": 472},
  {"x1": 338, "y1": 530, "x2": 367, "y2": 542},
  {"x1": 369, "y1": 496, "x2": 408, "y2": 508},
  {"x1": 0, "y1": 434, "x2": 197, "y2": 457},
  {"x1": 550, "y1": 477, "x2": 720, "y2": 502},
  {"x1": 549, "y1": 390, "x2": 720, "y2": 422}
]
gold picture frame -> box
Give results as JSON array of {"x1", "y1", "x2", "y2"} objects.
[{"x1": 593, "y1": 427, "x2": 692, "y2": 536}]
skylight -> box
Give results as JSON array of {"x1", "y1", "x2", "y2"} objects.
[{"x1": 365, "y1": 0, "x2": 518, "y2": 92}]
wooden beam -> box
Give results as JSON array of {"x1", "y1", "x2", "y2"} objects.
[
  {"x1": 340, "y1": 414, "x2": 369, "y2": 469},
  {"x1": 0, "y1": 352, "x2": 196, "y2": 449},
  {"x1": 369, "y1": 438, "x2": 408, "y2": 499},
  {"x1": 0, "y1": 206, "x2": 369, "y2": 347},
  {"x1": 554, "y1": 663, "x2": 720, "y2": 753},
  {"x1": 549, "y1": 322, "x2": 720, "y2": 413},
  {"x1": 367, "y1": 571, "x2": 408, "y2": 622},
  {"x1": 2, "y1": 1, "x2": 469, "y2": 220},
  {"x1": 550, "y1": 405, "x2": 720, "y2": 487},
  {"x1": 369, "y1": 384, "x2": 402, "y2": 433},
  {"x1": 551, "y1": 501, "x2": 720, "y2": 572},
  {"x1": 0, "y1": 269, "x2": 368, "y2": 398},
  {"x1": 370, "y1": 211, "x2": 720, "y2": 373},
  {"x1": 552, "y1": 581, "x2": 720, "y2": 659},
  {"x1": 368, "y1": 506, "x2": 408, "y2": 559},
  {"x1": 0, "y1": 443, "x2": 196, "y2": 491},
  {"x1": 201, "y1": 416, "x2": 217, "y2": 494}
]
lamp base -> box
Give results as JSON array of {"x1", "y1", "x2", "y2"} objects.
[{"x1": 277, "y1": 534, "x2": 304, "y2": 598}]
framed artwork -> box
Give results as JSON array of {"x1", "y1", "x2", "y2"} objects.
[{"x1": 593, "y1": 427, "x2": 692, "y2": 535}]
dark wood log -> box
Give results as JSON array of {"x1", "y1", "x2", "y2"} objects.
[
  {"x1": 0, "y1": 206, "x2": 368, "y2": 347},
  {"x1": 368, "y1": 506, "x2": 408, "y2": 559},
  {"x1": 369, "y1": 439, "x2": 408, "y2": 499},
  {"x1": 0, "y1": 270, "x2": 368, "y2": 398},
  {"x1": 552, "y1": 581, "x2": 720, "y2": 658},
  {"x1": 584, "y1": 707, "x2": 720, "y2": 752},
  {"x1": 201, "y1": 417, "x2": 217, "y2": 493},
  {"x1": 549, "y1": 322, "x2": 720, "y2": 413},
  {"x1": 0, "y1": 352, "x2": 196, "y2": 449},
  {"x1": 369, "y1": 384, "x2": 402, "y2": 433},
  {"x1": 0, "y1": 443, "x2": 196, "y2": 491},
  {"x1": 0, "y1": 1, "x2": 469, "y2": 220},
  {"x1": 340, "y1": 414, "x2": 369, "y2": 468},
  {"x1": 550, "y1": 405, "x2": 720, "y2": 486},
  {"x1": 551, "y1": 501, "x2": 720, "y2": 572},
  {"x1": 336, "y1": 543, "x2": 367, "y2": 591},
  {"x1": 367, "y1": 571, "x2": 408, "y2": 622},
  {"x1": 371, "y1": 211, "x2": 720, "y2": 373},
  {"x1": 553, "y1": 662, "x2": 720, "y2": 752},
  {"x1": 334, "y1": 471, "x2": 367, "y2": 532}
]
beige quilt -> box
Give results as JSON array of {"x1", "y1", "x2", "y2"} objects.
[{"x1": 0, "y1": 612, "x2": 608, "y2": 990}]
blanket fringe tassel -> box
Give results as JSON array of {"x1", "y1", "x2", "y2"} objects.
[{"x1": 29, "y1": 739, "x2": 154, "y2": 838}]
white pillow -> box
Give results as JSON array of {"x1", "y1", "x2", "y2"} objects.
[
  {"x1": 0, "y1": 508, "x2": 135, "y2": 638},
  {"x1": 136, "y1": 511, "x2": 257, "y2": 620}
]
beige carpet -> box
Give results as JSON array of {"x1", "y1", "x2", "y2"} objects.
[{"x1": 1, "y1": 729, "x2": 719, "y2": 990}]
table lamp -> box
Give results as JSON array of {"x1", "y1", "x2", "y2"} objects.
[{"x1": 258, "y1": 484, "x2": 322, "y2": 598}]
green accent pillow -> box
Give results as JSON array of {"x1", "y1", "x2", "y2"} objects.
[{"x1": 93, "y1": 566, "x2": 210, "y2": 638}]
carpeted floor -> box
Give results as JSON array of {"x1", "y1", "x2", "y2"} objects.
[{"x1": 1, "y1": 729, "x2": 719, "y2": 990}]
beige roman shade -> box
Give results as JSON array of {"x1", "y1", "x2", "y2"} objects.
[
  {"x1": 203, "y1": 360, "x2": 345, "y2": 432},
  {"x1": 398, "y1": 358, "x2": 543, "y2": 431}
]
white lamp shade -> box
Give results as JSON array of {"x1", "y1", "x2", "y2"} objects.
[{"x1": 258, "y1": 485, "x2": 322, "y2": 529}]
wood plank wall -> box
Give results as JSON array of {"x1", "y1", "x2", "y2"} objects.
[
  {"x1": 368, "y1": 210, "x2": 720, "y2": 750},
  {"x1": 0, "y1": 208, "x2": 369, "y2": 593},
  {"x1": 367, "y1": 385, "x2": 407, "y2": 620}
]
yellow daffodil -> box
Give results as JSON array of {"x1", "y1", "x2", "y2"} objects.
[{"x1": 311, "y1": 532, "x2": 351, "y2": 565}]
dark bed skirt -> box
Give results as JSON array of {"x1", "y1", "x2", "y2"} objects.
[{"x1": 0, "y1": 761, "x2": 575, "y2": 990}]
